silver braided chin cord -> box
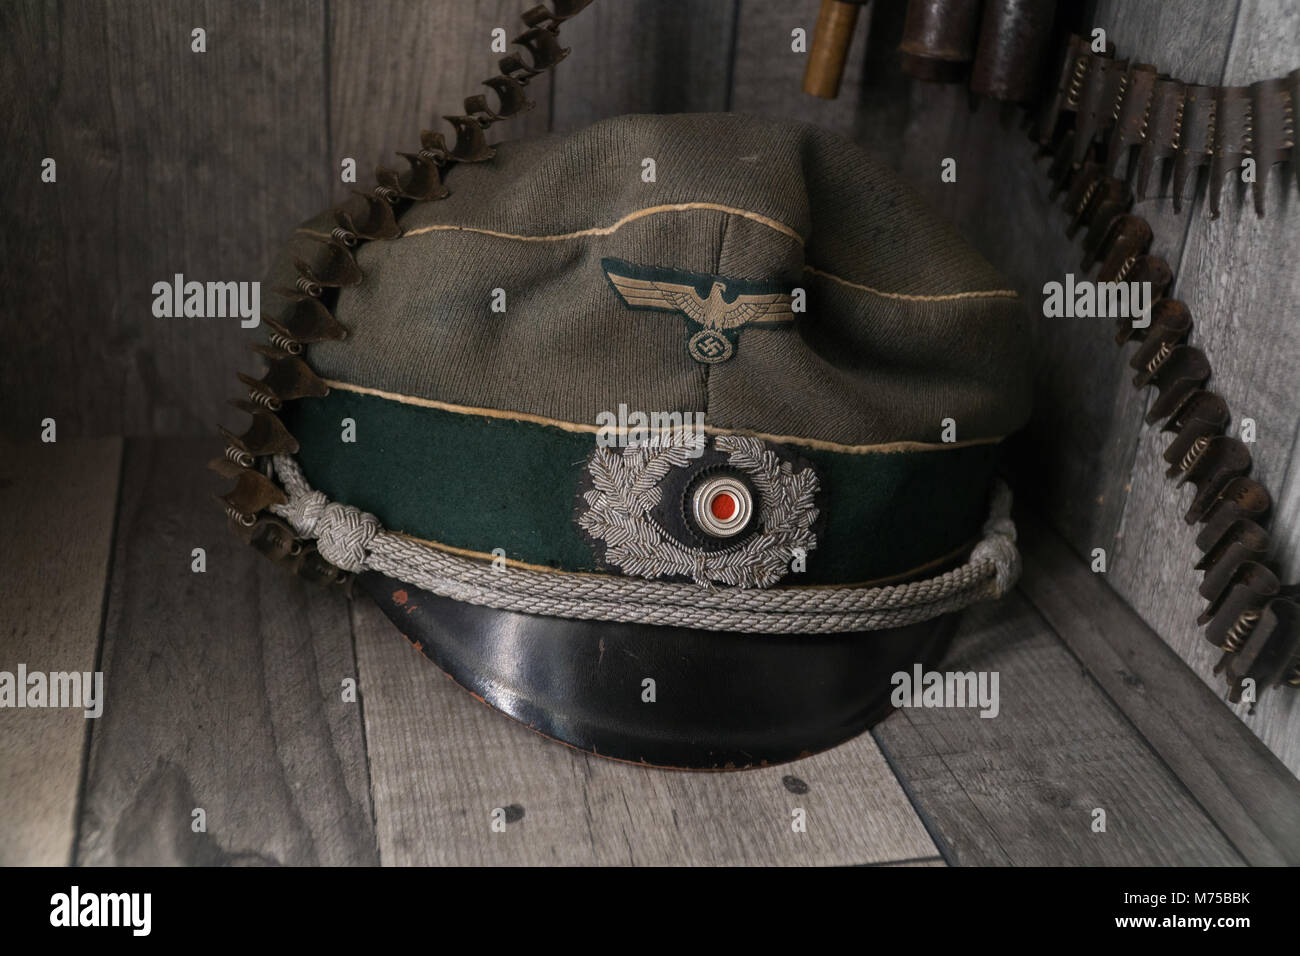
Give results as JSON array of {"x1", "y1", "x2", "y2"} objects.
[{"x1": 270, "y1": 453, "x2": 1020, "y2": 634}]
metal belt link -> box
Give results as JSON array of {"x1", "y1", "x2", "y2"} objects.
[{"x1": 1038, "y1": 33, "x2": 1299, "y2": 218}]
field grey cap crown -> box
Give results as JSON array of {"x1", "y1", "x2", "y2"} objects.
[{"x1": 298, "y1": 111, "x2": 1032, "y2": 446}]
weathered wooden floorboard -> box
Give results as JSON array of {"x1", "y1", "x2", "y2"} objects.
[
  {"x1": 552, "y1": 0, "x2": 739, "y2": 135},
  {"x1": 75, "y1": 439, "x2": 377, "y2": 865},
  {"x1": 872, "y1": 591, "x2": 1245, "y2": 866},
  {"x1": 350, "y1": 596, "x2": 938, "y2": 866},
  {"x1": 0, "y1": 439, "x2": 121, "y2": 865},
  {"x1": 1105, "y1": 0, "x2": 1300, "y2": 778},
  {"x1": 0, "y1": 0, "x2": 330, "y2": 439},
  {"x1": 1017, "y1": 510, "x2": 1300, "y2": 865},
  {"x1": 870, "y1": 857, "x2": 947, "y2": 867}
]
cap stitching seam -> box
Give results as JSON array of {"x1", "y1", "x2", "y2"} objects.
[{"x1": 316, "y1": 377, "x2": 1007, "y2": 455}]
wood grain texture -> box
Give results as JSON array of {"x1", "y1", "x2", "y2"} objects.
[
  {"x1": 350, "y1": 596, "x2": 937, "y2": 866},
  {"x1": 0, "y1": 439, "x2": 121, "y2": 865},
  {"x1": 329, "y1": 0, "x2": 554, "y2": 191},
  {"x1": 1017, "y1": 511, "x2": 1300, "y2": 865},
  {"x1": 730, "y1": 0, "x2": 908, "y2": 153},
  {"x1": 871, "y1": 856, "x2": 946, "y2": 866},
  {"x1": 552, "y1": 0, "x2": 739, "y2": 134},
  {"x1": 0, "y1": 1, "x2": 330, "y2": 439},
  {"x1": 872, "y1": 592, "x2": 1244, "y2": 866},
  {"x1": 1096, "y1": 0, "x2": 1240, "y2": 86},
  {"x1": 76, "y1": 438, "x2": 376, "y2": 865},
  {"x1": 1105, "y1": 0, "x2": 1300, "y2": 777}
]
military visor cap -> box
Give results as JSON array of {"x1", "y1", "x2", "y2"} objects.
[{"x1": 227, "y1": 112, "x2": 1031, "y2": 770}]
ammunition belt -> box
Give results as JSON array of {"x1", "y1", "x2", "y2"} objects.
[
  {"x1": 1038, "y1": 34, "x2": 1298, "y2": 218},
  {"x1": 1034, "y1": 35, "x2": 1300, "y2": 701}
]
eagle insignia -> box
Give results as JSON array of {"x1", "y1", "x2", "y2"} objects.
[{"x1": 601, "y1": 257, "x2": 796, "y2": 364}]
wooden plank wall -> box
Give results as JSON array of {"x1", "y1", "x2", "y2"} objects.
[
  {"x1": 0, "y1": 0, "x2": 330, "y2": 439},
  {"x1": 1, "y1": 0, "x2": 1296, "y2": 775}
]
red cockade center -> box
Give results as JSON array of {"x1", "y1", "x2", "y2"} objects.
[{"x1": 710, "y1": 492, "x2": 737, "y2": 521}]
